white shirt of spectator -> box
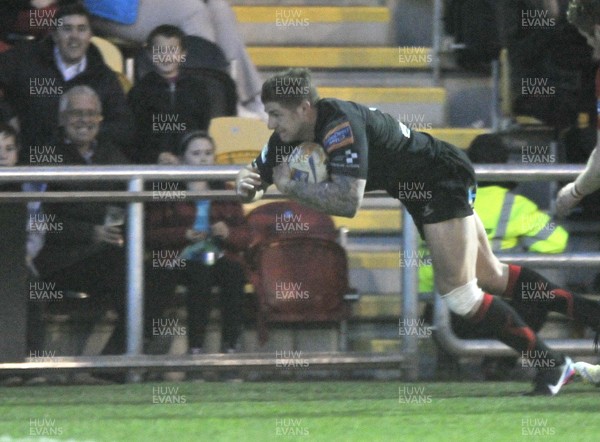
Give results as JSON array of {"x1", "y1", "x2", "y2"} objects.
[{"x1": 54, "y1": 46, "x2": 87, "y2": 82}]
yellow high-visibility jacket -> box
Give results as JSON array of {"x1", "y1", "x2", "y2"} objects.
[{"x1": 418, "y1": 185, "x2": 569, "y2": 293}]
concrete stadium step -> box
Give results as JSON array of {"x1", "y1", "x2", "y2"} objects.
[
  {"x1": 230, "y1": 0, "x2": 380, "y2": 5},
  {"x1": 318, "y1": 86, "x2": 446, "y2": 127},
  {"x1": 267, "y1": 69, "x2": 439, "y2": 88},
  {"x1": 352, "y1": 293, "x2": 402, "y2": 319},
  {"x1": 348, "y1": 251, "x2": 399, "y2": 270},
  {"x1": 351, "y1": 338, "x2": 400, "y2": 353},
  {"x1": 233, "y1": 6, "x2": 390, "y2": 46},
  {"x1": 247, "y1": 46, "x2": 432, "y2": 70}
]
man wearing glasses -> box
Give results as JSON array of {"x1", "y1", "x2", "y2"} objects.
[
  {"x1": 33, "y1": 85, "x2": 130, "y2": 362},
  {"x1": 0, "y1": 2, "x2": 133, "y2": 162}
]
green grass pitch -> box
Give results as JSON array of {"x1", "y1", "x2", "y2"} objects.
[{"x1": 0, "y1": 380, "x2": 598, "y2": 441}]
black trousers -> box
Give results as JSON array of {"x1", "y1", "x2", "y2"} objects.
[
  {"x1": 145, "y1": 256, "x2": 245, "y2": 351},
  {"x1": 38, "y1": 248, "x2": 126, "y2": 355},
  {"x1": 183, "y1": 257, "x2": 245, "y2": 350}
]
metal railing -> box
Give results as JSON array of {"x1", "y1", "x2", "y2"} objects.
[
  {"x1": 0, "y1": 165, "x2": 407, "y2": 377},
  {"x1": 0, "y1": 163, "x2": 595, "y2": 379}
]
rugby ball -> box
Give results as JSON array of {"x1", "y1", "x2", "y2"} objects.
[{"x1": 288, "y1": 141, "x2": 329, "y2": 183}]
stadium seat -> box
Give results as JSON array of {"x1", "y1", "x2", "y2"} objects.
[
  {"x1": 91, "y1": 36, "x2": 124, "y2": 73},
  {"x1": 245, "y1": 200, "x2": 339, "y2": 245},
  {"x1": 209, "y1": 116, "x2": 271, "y2": 164},
  {"x1": 245, "y1": 201, "x2": 354, "y2": 348},
  {"x1": 90, "y1": 36, "x2": 132, "y2": 93},
  {"x1": 189, "y1": 67, "x2": 238, "y2": 118}
]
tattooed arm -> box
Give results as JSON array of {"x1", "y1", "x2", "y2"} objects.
[
  {"x1": 273, "y1": 162, "x2": 365, "y2": 218},
  {"x1": 287, "y1": 174, "x2": 366, "y2": 218}
]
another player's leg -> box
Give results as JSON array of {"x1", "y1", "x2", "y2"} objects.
[
  {"x1": 573, "y1": 361, "x2": 600, "y2": 385},
  {"x1": 425, "y1": 214, "x2": 574, "y2": 395}
]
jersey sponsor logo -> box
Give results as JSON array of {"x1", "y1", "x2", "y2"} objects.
[
  {"x1": 330, "y1": 148, "x2": 360, "y2": 170},
  {"x1": 344, "y1": 149, "x2": 358, "y2": 165},
  {"x1": 323, "y1": 121, "x2": 354, "y2": 153}
]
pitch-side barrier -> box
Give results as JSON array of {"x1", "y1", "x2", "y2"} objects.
[{"x1": 0, "y1": 164, "x2": 593, "y2": 381}]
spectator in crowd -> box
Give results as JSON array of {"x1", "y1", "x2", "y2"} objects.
[
  {"x1": 33, "y1": 85, "x2": 129, "y2": 358},
  {"x1": 0, "y1": 123, "x2": 28, "y2": 265},
  {"x1": 89, "y1": 0, "x2": 264, "y2": 118},
  {"x1": 0, "y1": 2, "x2": 134, "y2": 162},
  {"x1": 421, "y1": 134, "x2": 570, "y2": 379},
  {"x1": 0, "y1": 123, "x2": 50, "y2": 387},
  {"x1": 145, "y1": 130, "x2": 250, "y2": 354},
  {"x1": 128, "y1": 25, "x2": 211, "y2": 164},
  {"x1": 0, "y1": 122, "x2": 52, "y2": 387},
  {"x1": 0, "y1": 122, "x2": 36, "y2": 386}
]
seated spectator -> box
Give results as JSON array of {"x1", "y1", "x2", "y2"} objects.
[
  {"x1": 33, "y1": 85, "x2": 129, "y2": 356},
  {"x1": 89, "y1": 0, "x2": 264, "y2": 117},
  {"x1": 0, "y1": 122, "x2": 31, "y2": 386},
  {"x1": 0, "y1": 122, "x2": 47, "y2": 386},
  {"x1": 0, "y1": 123, "x2": 42, "y2": 275},
  {"x1": 0, "y1": 1, "x2": 134, "y2": 163},
  {"x1": 0, "y1": 122, "x2": 43, "y2": 279},
  {"x1": 128, "y1": 25, "x2": 211, "y2": 164},
  {"x1": 145, "y1": 130, "x2": 250, "y2": 354}
]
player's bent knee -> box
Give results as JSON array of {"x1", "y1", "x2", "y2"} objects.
[
  {"x1": 441, "y1": 279, "x2": 483, "y2": 317},
  {"x1": 477, "y1": 262, "x2": 507, "y2": 294}
]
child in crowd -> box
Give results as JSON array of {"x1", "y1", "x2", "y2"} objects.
[
  {"x1": 128, "y1": 25, "x2": 211, "y2": 164},
  {"x1": 145, "y1": 130, "x2": 250, "y2": 354}
]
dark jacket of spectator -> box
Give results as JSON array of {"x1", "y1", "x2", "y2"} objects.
[
  {"x1": 128, "y1": 71, "x2": 211, "y2": 164},
  {"x1": 33, "y1": 136, "x2": 129, "y2": 276},
  {"x1": 0, "y1": 38, "x2": 133, "y2": 160},
  {"x1": 145, "y1": 197, "x2": 250, "y2": 266},
  {"x1": 0, "y1": 97, "x2": 15, "y2": 123}
]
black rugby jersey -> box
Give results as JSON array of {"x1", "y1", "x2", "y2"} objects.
[{"x1": 253, "y1": 98, "x2": 452, "y2": 198}]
